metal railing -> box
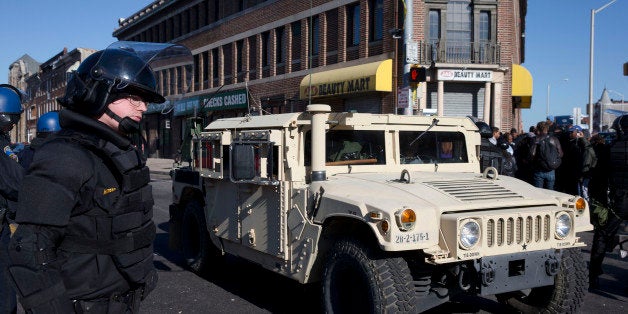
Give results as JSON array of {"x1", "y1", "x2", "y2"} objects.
[{"x1": 419, "y1": 41, "x2": 501, "y2": 65}]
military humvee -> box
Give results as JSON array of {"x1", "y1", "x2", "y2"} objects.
[{"x1": 169, "y1": 105, "x2": 592, "y2": 313}]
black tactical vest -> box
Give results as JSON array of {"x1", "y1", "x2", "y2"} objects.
[
  {"x1": 57, "y1": 134, "x2": 156, "y2": 287},
  {"x1": 610, "y1": 138, "x2": 628, "y2": 219}
]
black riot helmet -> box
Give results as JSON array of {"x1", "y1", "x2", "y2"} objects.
[
  {"x1": 58, "y1": 41, "x2": 193, "y2": 119},
  {"x1": 475, "y1": 121, "x2": 492, "y2": 139},
  {"x1": 611, "y1": 114, "x2": 628, "y2": 139}
]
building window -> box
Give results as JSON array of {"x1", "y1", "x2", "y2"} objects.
[
  {"x1": 347, "y1": 3, "x2": 360, "y2": 47},
  {"x1": 202, "y1": 51, "x2": 209, "y2": 88},
  {"x1": 194, "y1": 54, "x2": 200, "y2": 91},
  {"x1": 291, "y1": 21, "x2": 302, "y2": 64},
  {"x1": 249, "y1": 36, "x2": 257, "y2": 77},
  {"x1": 428, "y1": 9, "x2": 440, "y2": 60},
  {"x1": 310, "y1": 15, "x2": 320, "y2": 56},
  {"x1": 446, "y1": 0, "x2": 472, "y2": 62},
  {"x1": 214, "y1": 0, "x2": 220, "y2": 21},
  {"x1": 236, "y1": 40, "x2": 244, "y2": 74},
  {"x1": 262, "y1": 31, "x2": 271, "y2": 67},
  {"x1": 276, "y1": 27, "x2": 285, "y2": 64},
  {"x1": 212, "y1": 48, "x2": 219, "y2": 85},
  {"x1": 369, "y1": 0, "x2": 383, "y2": 42},
  {"x1": 479, "y1": 11, "x2": 490, "y2": 42}
]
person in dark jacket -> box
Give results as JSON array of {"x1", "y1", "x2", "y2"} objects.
[
  {"x1": 0, "y1": 84, "x2": 25, "y2": 314},
  {"x1": 8, "y1": 42, "x2": 191, "y2": 313},
  {"x1": 589, "y1": 115, "x2": 628, "y2": 289},
  {"x1": 17, "y1": 110, "x2": 61, "y2": 170},
  {"x1": 531, "y1": 121, "x2": 563, "y2": 190},
  {"x1": 563, "y1": 125, "x2": 597, "y2": 200}
]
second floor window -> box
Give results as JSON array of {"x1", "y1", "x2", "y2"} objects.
[
  {"x1": 347, "y1": 4, "x2": 360, "y2": 47},
  {"x1": 310, "y1": 16, "x2": 320, "y2": 56},
  {"x1": 369, "y1": 0, "x2": 383, "y2": 42},
  {"x1": 446, "y1": 0, "x2": 472, "y2": 61},
  {"x1": 276, "y1": 27, "x2": 285, "y2": 64}
]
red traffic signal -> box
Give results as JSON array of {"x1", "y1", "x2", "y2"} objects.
[{"x1": 409, "y1": 67, "x2": 426, "y2": 83}]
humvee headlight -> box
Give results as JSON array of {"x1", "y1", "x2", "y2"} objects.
[
  {"x1": 459, "y1": 220, "x2": 480, "y2": 249},
  {"x1": 555, "y1": 212, "x2": 572, "y2": 239},
  {"x1": 395, "y1": 208, "x2": 416, "y2": 231}
]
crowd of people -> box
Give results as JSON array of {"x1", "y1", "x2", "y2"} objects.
[{"x1": 481, "y1": 116, "x2": 628, "y2": 291}]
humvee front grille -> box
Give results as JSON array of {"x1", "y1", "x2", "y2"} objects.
[
  {"x1": 486, "y1": 214, "x2": 552, "y2": 247},
  {"x1": 426, "y1": 179, "x2": 522, "y2": 202}
]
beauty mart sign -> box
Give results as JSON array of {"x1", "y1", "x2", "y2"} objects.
[{"x1": 437, "y1": 69, "x2": 492, "y2": 82}]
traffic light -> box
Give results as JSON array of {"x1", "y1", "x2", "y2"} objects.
[{"x1": 409, "y1": 66, "x2": 426, "y2": 83}]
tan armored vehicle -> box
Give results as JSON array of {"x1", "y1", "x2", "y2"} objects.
[{"x1": 169, "y1": 105, "x2": 592, "y2": 313}]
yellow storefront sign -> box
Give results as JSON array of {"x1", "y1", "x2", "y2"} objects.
[{"x1": 300, "y1": 59, "x2": 392, "y2": 99}]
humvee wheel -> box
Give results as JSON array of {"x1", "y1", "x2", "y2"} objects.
[
  {"x1": 322, "y1": 238, "x2": 416, "y2": 313},
  {"x1": 495, "y1": 248, "x2": 588, "y2": 313},
  {"x1": 181, "y1": 200, "x2": 219, "y2": 275}
]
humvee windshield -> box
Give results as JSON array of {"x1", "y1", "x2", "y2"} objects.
[
  {"x1": 400, "y1": 131, "x2": 467, "y2": 164},
  {"x1": 304, "y1": 129, "x2": 467, "y2": 166}
]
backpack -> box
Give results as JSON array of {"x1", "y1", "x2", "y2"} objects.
[{"x1": 535, "y1": 137, "x2": 561, "y2": 171}]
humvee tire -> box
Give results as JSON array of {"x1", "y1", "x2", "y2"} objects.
[
  {"x1": 495, "y1": 248, "x2": 588, "y2": 313},
  {"x1": 322, "y1": 238, "x2": 417, "y2": 313},
  {"x1": 181, "y1": 200, "x2": 219, "y2": 275}
]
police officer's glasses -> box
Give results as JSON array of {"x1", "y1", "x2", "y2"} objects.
[
  {"x1": 126, "y1": 95, "x2": 147, "y2": 108},
  {"x1": 114, "y1": 94, "x2": 147, "y2": 108}
]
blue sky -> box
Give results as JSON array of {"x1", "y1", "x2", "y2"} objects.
[{"x1": 1, "y1": 0, "x2": 627, "y2": 130}]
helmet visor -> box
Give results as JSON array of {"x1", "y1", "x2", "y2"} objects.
[
  {"x1": 0, "y1": 113, "x2": 21, "y2": 126},
  {"x1": 93, "y1": 41, "x2": 193, "y2": 103}
]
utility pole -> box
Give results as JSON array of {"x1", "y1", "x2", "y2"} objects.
[{"x1": 402, "y1": 0, "x2": 414, "y2": 115}]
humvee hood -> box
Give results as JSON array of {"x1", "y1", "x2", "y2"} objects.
[{"x1": 321, "y1": 171, "x2": 564, "y2": 213}]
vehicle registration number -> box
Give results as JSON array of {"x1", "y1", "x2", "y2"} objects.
[{"x1": 395, "y1": 232, "x2": 430, "y2": 244}]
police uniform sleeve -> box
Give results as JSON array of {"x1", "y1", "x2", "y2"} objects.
[
  {"x1": 0, "y1": 149, "x2": 24, "y2": 202},
  {"x1": 8, "y1": 141, "x2": 94, "y2": 313}
]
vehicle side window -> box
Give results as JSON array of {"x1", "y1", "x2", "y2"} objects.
[{"x1": 400, "y1": 131, "x2": 468, "y2": 164}]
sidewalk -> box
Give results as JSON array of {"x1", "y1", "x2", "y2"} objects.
[{"x1": 146, "y1": 158, "x2": 175, "y2": 176}]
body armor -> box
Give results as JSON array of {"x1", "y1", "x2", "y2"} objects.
[{"x1": 8, "y1": 110, "x2": 156, "y2": 312}]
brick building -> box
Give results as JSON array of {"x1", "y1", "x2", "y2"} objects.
[
  {"x1": 21, "y1": 48, "x2": 96, "y2": 142},
  {"x1": 7, "y1": 54, "x2": 40, "y2": 143},
  {"x1": 114, "y1": 0, "x2": 531, "y2": 158}
]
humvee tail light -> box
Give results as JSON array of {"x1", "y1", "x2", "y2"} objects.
[
  {"x1": 555, "y1": 212, "x2": 572, "y2": 239},
  {"x1": 459, "y1": 219, "x2": 480, "y2": 249},
  {"x1": 395, "y1": 208, "x2": 416, "y2": 231}
]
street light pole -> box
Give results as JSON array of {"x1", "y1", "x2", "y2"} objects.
[{"x1": 588, "y1": 0, "x2": 616, "y2": 133}]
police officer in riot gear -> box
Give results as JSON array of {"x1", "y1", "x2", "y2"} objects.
[
  {"x1": 589, "y1": 114, "x2": 628, "y2": 289},
  {"x1": 17, "y1": 110, "x2": 61, "y2": 169},
  {"x1": 8, "y1": 42, "x2": 192, "y2": 313},
  {"x1": 0, "y1": 84, "x2": 25, "y2": 314}
]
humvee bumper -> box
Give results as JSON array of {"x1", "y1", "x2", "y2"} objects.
[{"x1": 475, "y1": 249, "x2": 559, "y2": 295}]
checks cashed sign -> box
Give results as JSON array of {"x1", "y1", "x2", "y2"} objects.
[{"x1": 437, "y1": 69, "x2": 492, "y2": 82}]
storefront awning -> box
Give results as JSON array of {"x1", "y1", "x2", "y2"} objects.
[
  {"x1": 300, "y1": 59, "x2": 392, "y2": 99},
  {"x1": 512, "y1": 64, "x2": 533, "y2": 109}
]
